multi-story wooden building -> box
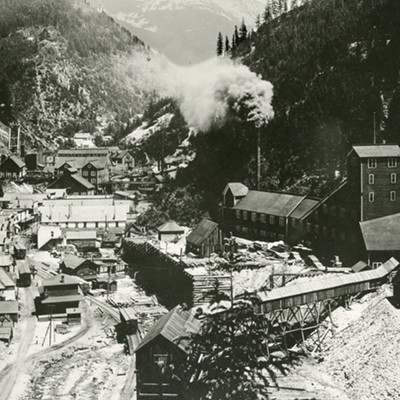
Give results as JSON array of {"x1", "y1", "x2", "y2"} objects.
[{"x1": 221, "y1": 144, "x2": 400, "y2": 264}]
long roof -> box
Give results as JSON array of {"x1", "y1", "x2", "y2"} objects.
[
  {"x1": 0, "y1": 268, "x2": 15, "y2": 287},
  {"x1": 0, "y1": 254, "x2": 13, "y2": 266},
  {"x1": 17, "y1": 260, "x2": 31, "y2": 275},
  {"x1": 70, "y1": 174, "x2": 95, "y2": 190},
  {"x1": 258, "y1": 258, "x2": 399, "y2": 304},
  {"x1": 0, "y1": 301, "x2": 18, "y2": 314},
  {"x1": 289, "y1": 198, "x2": 320, "y2": 220},
  {"x1": 135, "y1": 306, "x2": 201, "y2": 353},
  {"x1": 186, "y1": 219, "x2": 218, "y2": 247},
  {"x1": 42, "y1": 294, "x2": 84, "y2": 304},
  {"x1": 61, "y1": 254, "x2": 87, "y2": 270},
  {"x1": 360, "y1": 213, "x2": 400, "y2": 251},
  {"x1": 351, "y1": 144, "x2": 400, "y2": 158},
  {"x1": 234, "y1": 190, "x2": 305, "y2": 217},
  {"x1": 42, "y1": 274, "x2": 82, "y2": 287},
  {"x1": 8, "y1": 155, "x2": 25, "y2": 168}
]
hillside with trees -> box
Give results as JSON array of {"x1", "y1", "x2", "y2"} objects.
[{"x1": 0, "y1": 0, "x2": 156, "y2": 148}]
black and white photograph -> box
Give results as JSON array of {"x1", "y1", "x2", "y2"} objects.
[{"x1": 0, "y1": 0, "x2": 399, "y2": 399}]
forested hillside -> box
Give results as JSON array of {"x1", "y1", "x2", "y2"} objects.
[
  {"x1": 0, "y1": 0, "x2": 156, "y2": 148},
  {"x1": 236, "y1": 0, "x2": 400, "y2": 183}
]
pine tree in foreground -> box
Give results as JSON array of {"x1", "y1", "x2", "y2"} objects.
[{"x1": 216, "y1": 32, "x2": 223, "y2": 56}]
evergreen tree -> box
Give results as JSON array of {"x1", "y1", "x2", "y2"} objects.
[
  {"x1": 263, "y1": 3, "x2": 273, "y2": 23},
  {"x1": 255, "y1": 14, "x2": 261, "y2": 29},
  {"x1": 239, "y1": 19, "x2": 248, "y2": 42},
  {"x1": 224, "y1": 36, "x2": 230, "y2": 55},
  {"x1": 234, "y1": 25, "x2": 240, "y2": 46},
  {"x1": 216, "y1": 32, "x2": 223, "y2": 56}
]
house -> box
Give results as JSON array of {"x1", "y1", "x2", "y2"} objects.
[
  {"x1": 47, "y1": 168, "x2": 95, "y2": 195},
  {"x1": 38, "y1": 274, "x2": 84, "y2": 315},
  {"x1": 0, "y1": 155, "x2": 26, "y2": 179},
  {"x1": 186, "y1": 219, "x2": 222, "y2": 257},
  {"x1": 119, "y1": 307, "x2": 138, "y2": 335},
  {"x1": 16, "y1": 260, "x2": 31, "y2": 287},
  {"x1": 81, "y1": 159, "x2": 109, "y2": 187},
  {"x1": 37, "y1": 225, "x2": 63, "y2": 250},
  {"x1": 135, "y1": 306, "x2": 201, "y2": 400},
  {"x1": 157, "y1": 221, "x2": 185, "y2": 242},
  {"x1": 0, "y1": 254, "x2": 13, "y2": 273},
  {"x1": 0, "y1": 268, "x2": 16, "y2": 300},
  {"x1": 111, "y1": 150, "x2": 135, "y2": 169},
  {"x1": 0, "y1": 301, "x2": 18, "y2": 323},
  {"x1": 59, "y1": 254, "x2": 99, "y2": 280}
]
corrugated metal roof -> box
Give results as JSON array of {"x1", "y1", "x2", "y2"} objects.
[
  {"x1": 360, "y1": 213, "x2": 400, "y2": 251},
  {"x1": 157, "y1": 221, "x2": 184, "y2": 233},
  {"x1": 234, "y1": 190, "x2": 305, "y2": 217},
  {"x1": 352, "y1": 144, "x2": 400, "y2": 158},
  {"x1": 186, "y1": 219, "x2": 218, "y2": 247},
  {"x1": 258, "y1": 258, "x2": 399, "y2": 303},
  {"x1": 42, "y1": 294, "x2": 84, "y2": 304},
  {"x1": 42, "y1": 274, "x2": 82, "y2": 287},
  {"x1": 0, "y1": 301, "x2": 18, "y2": 314},
  {"x1": 289, "y1": 198, "x2": 320, "y2": 219},
  {"x1": 135, "y1": 306, "x2": 200, "y2": 353}
]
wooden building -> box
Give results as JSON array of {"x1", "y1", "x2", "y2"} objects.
[
  {"x1": 38, "y1": 274, "x2": 84, "y2": 315},
  {"x1": 59, "y1": 254, "x2": 99, "y2": 281},
  {"x1": 0, "y1": 301, "x2": 18, "y2": 323},
  {"x1": 111, "y1": 149, "x2": 135, "y2": 169},
  {"x1": 81, "y1": 159, "x2": 109, "y2": 187},
  {"x1": 48, "y1": 168, "x2": 95, "y2": 195},
  {"x1": 186, "y1": 219, "x2": 222, "y2": 258},
  {"x1": 0, "y1": 155, "x2": 26, "y2": 180},
  {"x1": 119, "y1": 307, "x2": 138, "y2": 335},
  {"x1": 221, "y1": 144, "x2": 400, "y2": 264},
  {"x1": 135, "y1": 306, "x2": 200, "y2": 400},
  {"x1": 157, "y1": 221, "x2": 185, "y2": 242}
]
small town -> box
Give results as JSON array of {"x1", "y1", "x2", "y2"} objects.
[{"x1": 1, "y1": 0, "x2": 400, "y2": 399}]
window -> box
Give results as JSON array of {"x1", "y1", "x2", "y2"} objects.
[
  {"x1": 391, "y1": 173, "x2": 397, "y2": 183},
  {"x1": 388, "y1": 158, "x2": 397, "y2": 168},
  {"x1": 235, "y1": 210, "x2": 241, "y2": 219},
  {"x1": 314, "y1": 224, "x2": 319, "y2": 234},
  {"x1": 243, "y1": 211, "x2": 248, "y2": 221},
  {"x1": 368, "y1": 158, "x2": 377, "y2": 168},
  {"x1": 369, "y1": 192, "x2": 375, "y2": 202},
  {"x1": 322, "y1": 204, "x2": 328, "y2": 215},
  {"x1": 242, "y1": 227, "x2": 249, "y2": 234},
  {"x1": 235, "y1": 225, "x2": 241, "y2": 232},
  {"x1": 50, "y1": 231, "x2": 54, "y2": 238},
  {"x1": 251, "y1": 212, "x2": 257, "y2": 222},
  {"x1": 279, "y1": 217, "x2": 285, "y2": 227},
  {"x1": 368, "y1": 174, "x2": 374, "y2": 184},
  {"x1": 260, "y1": 214, "x2": 266, "y2": 223},
  {"x1": 83, "y1": 222, "x2": 87, "y2": 228},
  {"x1": 306, "y1": 222, "x2": 311, "y2": 233},
  {"x1": 260, "y1": 230, "x2": 266, "y2": 238},
  {"x1": 91, "y1": 179, "x2": 96, "y2": 184},
  {"x1": 91, "y1": 171, "x2": 96, "y2": 177},
  {"x1": 340, "y1": 208, "x2": 346, "y2": 218},
  {"x1": 372, "y1": 262, "x2": 382, "y2": 269},
  {"x1": 83, "y1": 171, "x2": 88, "y2": 177},
  {"x1": 330, "y1": 206, "x2": 336, "y2": 217},
  {"x1": 391, "y1": 191, "x2": 396, "y2": 201},
  {"x1": 269, "y1": 215, "x2": 275, "y2": 225}
]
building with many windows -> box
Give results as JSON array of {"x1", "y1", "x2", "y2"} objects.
[{"x1": 221, "y1": 144, "x2": 400, "y2": 264}]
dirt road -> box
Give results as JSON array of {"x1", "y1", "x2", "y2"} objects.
[{"x1": 0, "y1": 288, "x2": 36, "y2": 400}]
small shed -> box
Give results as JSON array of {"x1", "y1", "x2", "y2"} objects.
[
  {"x1": 14, "y1": 242, "x2": 27, "y2": 260},
  {"x1": 0, "y1": 301, "x2": 18, "y2": 323},
  {"x1": 17, "y1": 260, "x2": 31, "y2": 287},
  {"x1": 351, "y1": 260, "x2": 371, "y2": 273},
  {"x1": 185, "y1": 219, "x2": 222, "y2": 258},
  {"x1": 0, "y1": 326, "x2": 12, "y2": 344},
  {"x1": 66, "y1": 307, "x2": 81, "y2": 325},
  {"x1": 157, "y1": 221, "x2": 185, "y2": 242},
  {"x1": 120, "y1": 307, "x2": 138, "y2": 335}
]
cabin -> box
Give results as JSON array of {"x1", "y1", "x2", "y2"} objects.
[
  {"x1": 0, "y1": 155, "x2": 26, "y2": 180},
  {"x1": 119, "y1": 307, "x2": 138, "y2": 335},
  {"x1": 0, "y1": 301, "x2": 18, "y2": 323},
  {"x1": 16, "y1": 260, "x2": 31, "y2": 287},
  {"x1": 111, "y1": 150, "x2": 135, "y2": 169},
  {"x1": 0, "y1": 268, "x2": 16, "y2": 300},
  {"x1": 186, "y1": 219, "x2": 222, "y2": 257},
  {"x1": 135, "y1": 306, "x2": 201, "y2": 400},
  {"x1": 157, "y1": 221, "x2": 185, "y2": 242},
  {"x1": 38, "y1": 274, "x2": 84, "y2": 315},
  {"x1": 59, "y1": 254, "x2": 99, "y2": 280}
]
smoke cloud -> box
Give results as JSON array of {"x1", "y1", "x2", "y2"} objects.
[{"x1": 166, "y1": 58, "x2": 275, "y2": 132}]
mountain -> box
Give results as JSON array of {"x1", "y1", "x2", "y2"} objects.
[
  {"x1": 0, "y1": 0, "x2": 161, "y2": 148},
  {"x1": 86, "y1": 0, "x2": 266, "y2": 65}
]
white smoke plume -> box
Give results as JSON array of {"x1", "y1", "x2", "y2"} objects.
[{"x1": 166, "y1": 58, "x2": 275, "y2": 132}]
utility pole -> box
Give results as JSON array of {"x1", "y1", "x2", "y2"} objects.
[
  {"x1": 373, "y1": 112, "x2": 377, "y2": 144},
  {"x1": 256, "y1": 129, "x2": 261, "y2": 189}
]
